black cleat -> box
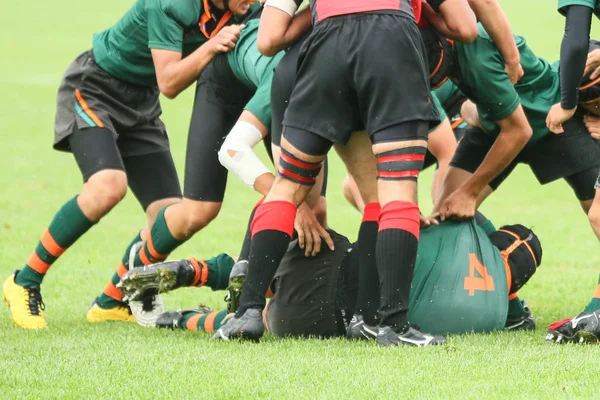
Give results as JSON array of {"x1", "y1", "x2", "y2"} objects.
[
  {"x1": 547, "y1": 310, "x2": 600, "y2": 344},
  {"x1": 156, "y1": 308, "x2": 213, "y2": 329},
  {"x1": 376, "y1": 325, "x2": 447, "y2": 347},
  {"x1": 224, "y1": 260, "x2": 248, "y2": 314},
  {"x1": 346, "y1": 314, "x2": 378, "y2": 340},
  {"x1": 505, "y1": 301, "x2": 536, "y2": 331},
  {"x1": 118, "y1": 260, "x2": 196, "y2": 302},
  {"x1": 212, "y1": 308, "x2": 264, "y2": 341}
]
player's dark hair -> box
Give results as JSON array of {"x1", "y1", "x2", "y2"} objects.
[
  {"x1": 578, "y1": 40, "x2": 600, "y2": 104},
  {"x1": 419, "y1": 27, "x2": 457, "y2": 89}
]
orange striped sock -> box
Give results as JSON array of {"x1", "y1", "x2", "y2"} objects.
[
  {"x1": 133, "y1": 208, "x2": 182, "y2": 267},
  {"x1": 182, "y1": 310, "x2": 228, "y2": 333}
]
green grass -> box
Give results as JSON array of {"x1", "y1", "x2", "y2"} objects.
[{"x1": 2, "y1": 0, "x2": 600, "y2": 398}]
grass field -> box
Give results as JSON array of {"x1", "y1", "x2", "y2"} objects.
[{"x1": 2, "y1": 0, "x2": 600, "y2": 398}]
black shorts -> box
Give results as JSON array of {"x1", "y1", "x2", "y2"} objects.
[
  {"x1": 54, "y1": 50, "x2": 169, "y2": 158},
  {"x1": 451, "y1": 117, "x2": 600, "y2": 200},
  {"x1": 266, "y1": 231, "x2": 356, "y2": 338},
  {"x1": 282, "y1": 13, "x2": 438, "y2": 144}
]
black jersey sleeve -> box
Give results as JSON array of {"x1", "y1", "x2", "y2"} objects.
[
  {"x1": 428, "y1": 0, "x2": 447, "y2": 12},
  {"x1": 560, "y1": 5, "x2": 593, "y2": 109}
]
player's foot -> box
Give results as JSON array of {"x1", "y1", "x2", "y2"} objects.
[
  {"x1": 3, "y1": 271, "x2": 47, "y2": 330},
  {"x1": 505, "y1": 301, "x2": 535, "y2": 331},
  {"x1": 545, "y1": 311, "x2": 600, "y2": 344},
  {"x1": 86, "y1": 298, "x2": 135, "y2": 323},
  {"x1": 346, "y1": 314, "x2": 378, "y2": 340},
  {"x1": 224, "y1": 260, "x2": 248, "y2": 314},
  {"x1": 376, "y1": 325, "x2": 446, "y2": 347},
  {"x1": 118, "y1": 260, "x2": 196, "y2": 301},
  {"x1": 212, "y1": 308, "x2": 264, "y2": 341},
  {"x1": 155, "y1": 308, "x2": 213, "y2": 329},
  {"x1": 129, "y1": 294, "x2": 165, "y2": 328}
]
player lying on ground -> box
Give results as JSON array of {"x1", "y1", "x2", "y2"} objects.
[
  {"x1": 546, "y1": 0, "x2": 600, "y2": 132},
  {"x1": 343, "y1": 80, "x2": 468, "y2": 212},
  {"x1": 119, "y1": 219, "x2": 543, "y2": 340},
  {"x1": 546, "y1": 54, "x2": 600, "y2": 343},
  {"x1": 3, "y1": 0, "x2": 255, "y2": 329}
]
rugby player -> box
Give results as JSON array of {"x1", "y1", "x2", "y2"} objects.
[
  {"x1": 546, "y1": 0, "x2": 600, "y2": 133},
  {"x1": 118, "y1": 220, "x2": 542, "y2": 339},
  {"x1": 3, "y1": 0, "x2": 255, "y2": 329}
]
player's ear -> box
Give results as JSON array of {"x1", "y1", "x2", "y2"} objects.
[{"x1": 419, "y1": 27, "x2": 457, "y2": 89}]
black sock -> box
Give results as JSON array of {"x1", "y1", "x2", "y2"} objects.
[
  {"x1": 239, "y1": 198, "x2": 264, "y2": 260},
  {"x1": 356, "y1": 202, "x2": 381, "y2": 325}
]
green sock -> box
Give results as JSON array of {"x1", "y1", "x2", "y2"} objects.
[
  {"x1": 206, "y1": 253, "x2": 235, "y2": 290},
  {"x1": 507, "y1": 297, "x2": 526, "y2": 320},
  {"x1": 583, "y1": 274, "x2": 600, "y2": 313},
  {"x1": 475, "y1": 211, "x2": 496, "y2": 236},
  {"x1": 16, "y1": 196, "x2": 95, "y2": 288},
  {"x1": 96, "y1": 232, "x2": 143, "y2": 309},
  {"x1": 134, "y1": 207, "x2": 183, "y2": 267},
  {"x1": 180, "y1": 310, "x2": 228, "y2": 332}
]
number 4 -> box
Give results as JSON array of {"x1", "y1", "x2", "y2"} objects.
[{"x1": 464, "y1": 253, "x2": 495, "y2": 296}]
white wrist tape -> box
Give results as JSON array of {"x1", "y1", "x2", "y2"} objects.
[
  {"x1": 265, "y1": 0, "x2": 298, "y2": 17},
  {"x1": 218, "y1": 121, "x2": 272, "y2": 188}
]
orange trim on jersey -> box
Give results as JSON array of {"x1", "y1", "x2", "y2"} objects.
[
  {"x1": 203, "y1": 311, "x2": 219, "y2": 333},
  {"x1": 40, "y1": 229, "x2": 65, "y2": 258},
  {"x1": 451, "y1": 117, "x2": 465, "y2": 130},
  {"x1": 498, "y1": 229, "x2": 538, "y2": 266},
  {"x1": 75, "y1": 89, "x2": 104, "y2": 128},
  {"x1": 103, "y1": 281, "x2": 123, "y2": 301},
  {"x1": 199, "y1": 0, "x2": 233, "y2": 39},
  {"x1": 186, "y1": 313, "x2": 203, "y2": 331},
  {"x1": 500, "y1": 251, "x2": 512, "y2": 293},
  {"x1": 508, "y1": 292, "x2": 519, "y2": 301},
  {"x1": 27, "y1": 252, "x2": 50, "y2": 274},
  {"x1": 146, "y1": 234, "x2": 167, "y2": 261},
  {"x1": 116, "y1": 262, "x2": 128, "y2": 279}
]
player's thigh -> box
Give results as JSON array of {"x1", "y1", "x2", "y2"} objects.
[{"x1": 334, "y1": 131, "x2": 378, "y2": 204}]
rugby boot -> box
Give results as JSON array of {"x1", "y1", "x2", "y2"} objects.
[
  {"x1": 118, "y1": 260, "x2": 197, "y2": 302},
  {"x1": 376, "y1": 325, "x2": 446, "y2": 347},
  {"x1": 547, "y1": 310, "x2": 600, "y2": 344},
  {"x1": 346, "y1": 314, "x2": 378, "y2": 340},
  {"x1": 129, "y1": 294, "x2": 165, "y2": 328},
  {"x1": 86, "y1": 297, "x2": 135, "y2": 322},
  {"x1": 155, "y1": 308, "x2": 213, "y2": 329},
  {"x1": 504, "y1": 301, "x2": 536, "y2": 331},
  {"x1": 3, "y1": 271, "x2": 47, "y2": 329},
  {"x1": 224, "y1": 260, "x2": 248, "y2": 314},
  {"x1": 212, "y1": 308, "x2": 264, "y2": 341}
]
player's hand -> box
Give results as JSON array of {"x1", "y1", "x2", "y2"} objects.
[
  {"x1": 585, "y1": 49, "x2": 600, "y2": 79},
  {"x1": 584, "y1": 114, "x2": 600, "y2": 140},
  {"x1": 294, "y1": 203, "x2": 334, "y2": 257},
  {"x1": 420, "y1": 213, "x2": 440, "y2": 228},
  {"x1": 461, "y1": 100, "x2": 483, "y2": 129},
  {"x1": 210, "y1": 24, "x2": 245, "y2": 54},
  {"x1": 546, "y1": 103, "x2": 576, "y2": 134},
  {"x1": 505, "y1": 61, "x2": 524, "y2": 85},
  {"x1": 439, "y1": 188, "x2": 477, "y2": 221}
]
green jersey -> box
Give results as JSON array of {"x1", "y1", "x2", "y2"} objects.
[
  {"x1": 93, "y1": 0, "x2": 253, "y2": 87},
  {"x1": 452, "y1": 25, "x2": 560, "y2": 145},
  {"x1": 558, "y1": 0, "x2": 600, "y2": 18},
  {"x1": 227, "y1": 18, "x2": 285, "y2": 127},
  {"x1": 408, "y1": 221, "x2": 509, "y2": 335}
]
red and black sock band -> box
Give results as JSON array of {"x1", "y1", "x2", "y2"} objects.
[
  {"x1": 278, "y1": 148, "x2": 322, "y2": 186},
  {"x1": 376, "y1": 147, "x2": 427, "y2": 181}
]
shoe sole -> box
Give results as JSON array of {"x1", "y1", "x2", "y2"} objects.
[
  {"x1": 119, "y1": 267, "x2": 177, "y2": 301},
  {"x1": 225, "y1": 275, "x2": 245, "y2": 314}
]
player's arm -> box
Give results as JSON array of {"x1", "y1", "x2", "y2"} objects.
[
  {"x1": 427, "y1": 118, "x2": 458, "y2": 201},
  {"x1": 467, "y1": 0, "x2": 522, "y2": 84},
  {"x1": 423, "y1": 0, "x2": 478, "y2": 43},
  {"x1": 257, "y1": 0, "x2": 311, "y2": 56}
]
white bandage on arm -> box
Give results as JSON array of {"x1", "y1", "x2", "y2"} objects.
[
  {"x1": 264, "y1": 0, "x2": 299, "y2": 17},
  {"x1": 218, "y1": 121, "x2": 272, "y2": 188}
]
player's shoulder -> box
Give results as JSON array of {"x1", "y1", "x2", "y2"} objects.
[{"x1": 146, "y1": 0, "x2": 202, "y2": 26}]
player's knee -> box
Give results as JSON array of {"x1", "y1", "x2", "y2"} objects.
[
  {"x1": 82, "y1": 170, "x2": 127, "y2": 214},
  {"x1": 180, "y1": 200, "x2": 222, "y2": 236}
]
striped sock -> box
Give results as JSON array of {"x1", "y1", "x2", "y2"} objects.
[
  {"x1": 133, "y1": 208, "x2": 183, "y2": 267},
  {"x1": 180, "y1": 310, "x2": 228, "y2": 333},
  {"x1": 188, "y1": 254, "x2": 235, "y2": 291},
  {"x1": 96, "y1": 232, "x2": 143, "y2": 309},
  {"x1": 583, "y1": 275, "x2": 600, "y2": 313},
  {"x1": 16, "y1": 196, "x2": 95, "y2": 288}
]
